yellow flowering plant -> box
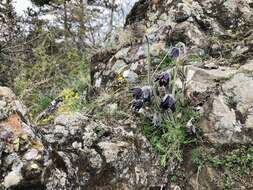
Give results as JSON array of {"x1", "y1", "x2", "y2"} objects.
[{"x1": 57, "y1": 88, "x2": 81, "y2": 113}]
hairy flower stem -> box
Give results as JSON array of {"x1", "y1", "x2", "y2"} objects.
[
  {"x1": 151, "y1": 47, "x2": 171, "y2": 78},
  {"x1": 181, "y1": 83, "x2": 185, "y2": 106},
  {"x1": 181, "y1": 66, "x2": 186, "y2": 106},
  {"x1": 172, "y1": 66, "x2": 177, "y2": 98},
  {"x1": 145, "y1": 35, "x2": 151, "y2": 86}
]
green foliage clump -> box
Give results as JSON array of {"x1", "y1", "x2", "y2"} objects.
[
  {"x1": 143, "y1": 102, "x2": 201, "y2": 167},
  {"x1": 153, "y1": 51, "x2": 176, "y2": 70},
  {"x1": 191, "y1": 147, "x2": 206, "y2": 168},
  {"x1": 188, "y1": 54, "x2": 209, "y2": 63},
  {"x1": 223, "y1": 146, "x2": 253, "y2": 175},
  {"x1": 35, "y1": 94, "x2": 54, "y2": 112},
  {"x1": 191, "y1": 146, "x2": 253, "y2": 189},
  {"x1": 139, "y1": 42, "x2": 203, "y2": 167},
  {"x1": 191, "y1": 146, "x2": 253, "y2": 176}
]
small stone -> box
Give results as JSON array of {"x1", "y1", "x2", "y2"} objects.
[
  {"x1": 95, "y1": 77, "x2": 102, "y2": 88},
  {"x1": 98, "y1": 141, "x2": 129, "y2": 163},
  {"x1": 89, "y1": 149, "x2": 103, "y2": 169},
  {"x1": 24, "y1": 148, "x2": 39, "y2": 161},
  {"x1": 0, "y1": 87, "x2": 16, "y2": 100},
  {"x1": 4, "y1": 153, "x2": 19, "y2": 167},
  {"x1": 30, "y1": 163, "x2": 39, "y2": 169},
  {"x1": 111, "y1": 60, "x2": 128, "y2": 74},
  {"x1": 114, "y1": 47, "x2": 130, "y2": 59},
  {"x1": 13, "y1": 100, "x2": 27, "y2": 117},
  {"x1": 106, "y1": 103, "x2": 118, "y2": 114},
  {"x1": 123, "y1": 70, "x2": 139, "y2": 83},
  {"x1": 130, "y1": 62, "x2": 139, "y2": 71},
  {"x1": 54, "y1": 112, "x2": 88, "y2": 127},
  {"x1": 72, "y1": 141, "x2": 82, "y2": 149},
  {"x1": 54, "y1": 125, "x2": 69, "y2": 137},
  {"x1": 0, "y1": 100, "x2": 7, "y2": 110},
  {"x1": 4, "y1": 170, "x2": 23, "y2": 188}
]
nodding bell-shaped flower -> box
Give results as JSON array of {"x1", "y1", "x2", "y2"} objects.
[
  {"x1": 131, "y1": 99, "x2": 144, "y2": 111},
  {"x1": 187, "y1": 126, "x2": 196, "y2": 136},
  {"x1": 160, "y1": 94, "x2": 176, "y2": 112},
  {"x1": 170, "y1": 47, "x2": 180, "y2": 59},
  {"x1": 131, "y1": 87, "x2": 143, "y2": 99},
  {"x1": 186, "y1": 118, "x2": 196, "y2": 136},
  {"x1": 141, "y1": 86, "x2": 153, "y2": 102},
  {"x1": 155, "y1": 71, "x2": 171, "y2": 87},
  {"x1": 131, "y1": 86, "x2": 153, "y2": 102}
]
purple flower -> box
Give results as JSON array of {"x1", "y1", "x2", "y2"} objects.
[
  {"x1": 160, "y1": 94, "x2": 176, "y2": 112},
  {"x1": 187, "y1": 126, "x2": 196, "y2": 136},
  {"x1": 170, "y1": 47, "x2": 180, "y2": 59},
  {"x1": 130, "y1": 86, "x2": 153, "y2": 102},
  {"x1": 131, "y1": 99, "x2": 144, "y2": 111},
  {"x1": 141, "y1": 86, "x2": 153, "y2": 102},
  {"x1": 131, "y1": 88, "x2": 143, "y2": 99},
  {"x1": 155, "y1": 72, "x2": 171, "y2": 87},
  {"x1": 186, "y1": 118, "x2": 196, "y2": 136}
]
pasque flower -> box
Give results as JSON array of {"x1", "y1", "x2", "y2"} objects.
[
  {"x1": 170, "y1": 47, "x2": 180, "y2": 59},
  {"x1": 131, "y1": 87, "x2": 143, "y2": 99},
  {"x1": 131, "y1": 99, "x2": 144, "y2": 111},
  {"x1": 186, "y1": 118, "x2": 196, "y2": 136},
  {"x1": 141, "y1": 86, "x2": 153, "y2": 102},
  {"x1": 160, "y1": 94, "x2": 176, "y2": 112},
  {"x1": 131, "y1": 86, "x2": 153, "y2": 102},
  {"x1": 187, "y1": 126, "x2": 196, "y2": 136},
  {"x1": 155, "y1": 71, "x2": 171, "y2": 87}
]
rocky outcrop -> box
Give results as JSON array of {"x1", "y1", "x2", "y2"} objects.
[
  {"x1": 90, "y1": 0, "x2": 253, "y2": 143},
  {"x1": 39, "y1": 114, "x2": 168, "y2": 190},
  {"x1": 88, "y1": 0, "x2": 253, "y2": 189},
  {"x1": 0, "y1": 87, "x2": 45, "y2": 189},
  {"x1": 183, "y1": 60, "x2": 253, "y2": 144},
  {"x1": 0, "y1": 87, "x2": 168, "y2": 190},
  {"x1": 91, "y1": 0, "x2": 253, "y2": 88},
  {"x1": 1, "y1": 0, "x2": 253, "y2": 189}
]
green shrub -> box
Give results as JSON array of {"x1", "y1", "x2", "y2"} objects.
[{"x1": 13, "y1": 44, "x2": 89, "y2": 118}]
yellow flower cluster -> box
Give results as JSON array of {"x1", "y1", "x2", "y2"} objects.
[
  {"x1": 59, "y1": 88, "x2": 80, "y2": 100},
  {"x1": 58, "y1": 88, "x2": 81, "y2": 113},
  {"x1": 117, "y1": 75, "x2": 125, "y2": 82}
]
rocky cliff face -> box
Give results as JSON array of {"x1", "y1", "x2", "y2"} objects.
[
  {"x1": 0, "y1": 87, "x2": 169, "y2": 190},
  {"x1": 1, "y1": 0, "x2": 253, "y2": 190}
]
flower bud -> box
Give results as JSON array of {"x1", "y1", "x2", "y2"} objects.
[
  {"x1": 170, "y1": 47, "x2": 180, "y2": 59},
  {"x1": 155, "y1": 72, "x2": 171, "y2": 87},
  {"x1": 131, "y1": 88, "x2": 143, "y2": 99},
  {"x1": 160, "y1": 94, "x2": 176, "y2": 112}
]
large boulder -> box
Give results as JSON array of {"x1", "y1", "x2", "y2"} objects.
[
  {"x1": 0, "y1": 87, "x2": 45, "y2": 189},
  {"x1": 0, "y1": 87, "x2": 169, "y2": 189},
  {"x1": 183, "y1": 61, "x2": 253, "y2": 144},
  {"x1": 90, "y1": 0, "x2": 253, "y2": 89},
  {"x1": 37, "y1": 116, "x2": 168, "y2": 190}
]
